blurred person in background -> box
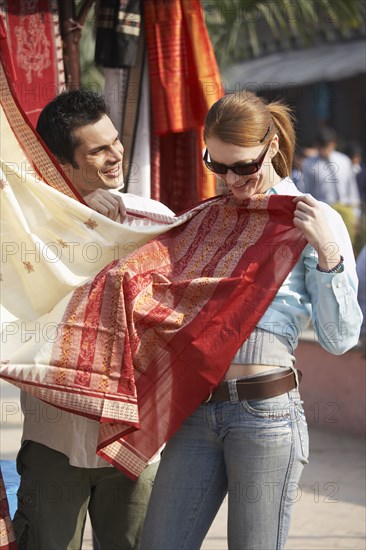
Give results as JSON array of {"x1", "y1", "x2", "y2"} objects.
[
  {"x1": 291, "y1": 145, "x2": 317, "y2": 192},
  {"x1": 301, "y1": 127, "x2": 361, "y2": 243},
  {"x1": 344, "y1": 142, "x2": 366, "y2": 256},
  {"x1": 344, "y1": 141, "x2": 366, "y2": 205}
]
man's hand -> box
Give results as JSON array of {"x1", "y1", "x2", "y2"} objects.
[{"x1": 84, "y1": 189, "x2": 127, "y2": 221}]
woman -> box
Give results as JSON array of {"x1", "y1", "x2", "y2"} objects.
[{"x1": 139, "y1": 91, "x2": 362, "y2": 549}]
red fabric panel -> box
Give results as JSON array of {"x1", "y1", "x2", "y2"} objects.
[
  {"x1": 158, "y1": 130, "x2": 199, "y2": 213},
  {"x1": 0, "y1": 55, "x2": 83, "y2": 202},
  {"x1": 1, "y1": 0, "x2": 64, "y2": 127},
  {"x1": 144, "y1": 0, "x2": 222, "y2": 135},
  {"x1": 145, "y1": 0, "x2": 223, "y2": 209}
]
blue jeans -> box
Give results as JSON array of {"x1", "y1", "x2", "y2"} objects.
[{"x1": 140, "y1": 386, "x2": 309, "y2": 550}]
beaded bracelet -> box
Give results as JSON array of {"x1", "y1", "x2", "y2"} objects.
[{"x1": 316, "y1": 255, "x2": 344, "y2": 273}]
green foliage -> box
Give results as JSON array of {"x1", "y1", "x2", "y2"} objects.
[
  {"x1": 332, "y1": 202, "x2": 359, "y2": 250},
  {"x1": 354, "y1": 206, "x2": 366, "y2": 256},
  {"x1": 77, "y1": 1, "x2": 365, "y2": 89},
  {"x1": 77, "y1": 1, "x2": 105, "y2": 91},
  {"x1": 203, "y1": 0, "x2": 366, "y2": 68}
]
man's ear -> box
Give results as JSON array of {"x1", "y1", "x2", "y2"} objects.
[{"x1": 59, "y1": 161, "x2": 72, "y2": 178}]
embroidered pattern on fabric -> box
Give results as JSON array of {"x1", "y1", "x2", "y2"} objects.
[
  {"x1": 84, "y1": 218, "x2": 98, "y2": 230},
  {"x1": 23, "y1": 261, "x2": 34, "y2": 273},
  {"x1": 52, "y1": 285, "x2": 86, "y2": 385},
  {"x1": 15, "y1": 1, "x2": 51, "y2": 83}
]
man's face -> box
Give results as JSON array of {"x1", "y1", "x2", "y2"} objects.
[{"x1": 62, "y1": 114, "x2": 124, "y2": 195}]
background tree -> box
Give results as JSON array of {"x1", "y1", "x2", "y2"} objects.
[
  {"x1": 204, "y1": 0, "x2": 365, "y2": 67},
  {"x1": 69, "y1": 0, "x2": 365, "y2": 89}
]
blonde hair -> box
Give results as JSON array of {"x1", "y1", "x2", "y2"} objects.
[{"x1": 204, "y1": 91, "x2": 296, "y2": 178}]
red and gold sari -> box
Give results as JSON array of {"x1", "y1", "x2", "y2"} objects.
[{"x1": 0, "y1": 37, "x2": 306, "y2": 546}]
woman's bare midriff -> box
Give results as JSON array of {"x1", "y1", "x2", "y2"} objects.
[{"x1": 224, "y1": 363, "x2": 283, "y2": 381}]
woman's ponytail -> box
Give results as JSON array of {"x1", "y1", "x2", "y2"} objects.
[{"x1": 269, "y1": 101, "x2": 296, "y2": 178}]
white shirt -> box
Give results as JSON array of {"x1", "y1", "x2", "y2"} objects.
[{"x1": 301, "y1": 150, "x2": 360, "y2": 207}]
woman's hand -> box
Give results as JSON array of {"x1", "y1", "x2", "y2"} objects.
[{"x1": 293, "y1": 194, "x2": 341, "y2": 270}]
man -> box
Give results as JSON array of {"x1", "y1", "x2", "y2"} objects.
[
  {"x1": 13, "y1": 90, "x2": 173, "y2": 550},
  {"x1": 301, "y1": 127, "x2": 360, "y2": 240}
]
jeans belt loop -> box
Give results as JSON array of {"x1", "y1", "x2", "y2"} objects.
[
  {"x1": 228, "y1": 379, "x2": 240, "y2": 403},
  {"x1": 203, "y1": 391, "x2": 213, "y2": 403},
  {"x1": 290, "y1": 365, "x2": 300, "y2": 390}
]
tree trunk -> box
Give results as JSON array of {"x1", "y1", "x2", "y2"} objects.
[{"x1": 58, "y1": 0, "x2": 95, "y2": 90}]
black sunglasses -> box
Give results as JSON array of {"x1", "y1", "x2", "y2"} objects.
[{"x1": 203, "y1": 143, "x2": 270, "y2": 176}]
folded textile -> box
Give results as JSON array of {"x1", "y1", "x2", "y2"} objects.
[{"x1": 1, "y1": 193, "x2": 307, "y2": 478}]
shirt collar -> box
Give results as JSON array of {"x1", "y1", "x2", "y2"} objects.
[{"x1": 267, "y1": 177, "x2": 302, "y2": 196}]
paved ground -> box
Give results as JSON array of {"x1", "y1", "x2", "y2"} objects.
[{"x1": 1, "y1": 379, "x2": 365, "y2": 550}]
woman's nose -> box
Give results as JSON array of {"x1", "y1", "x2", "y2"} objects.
[{"x1": 225, "y1": 170, "x2": 242, "y2": 184}]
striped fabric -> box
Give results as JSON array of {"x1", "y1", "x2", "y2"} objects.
[
  {"x1": 95, "y1": 0, "x2": 142, "y2": 67},
  {"x1": 97, "y1": 0, "x2": 223, "y2": 212}
]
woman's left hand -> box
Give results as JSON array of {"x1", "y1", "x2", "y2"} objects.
[{"x1": 293, "y1": 194, "x2": 341, "y2": 269}]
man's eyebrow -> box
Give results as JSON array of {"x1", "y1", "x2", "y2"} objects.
[{"x1": 88, "y1": 144, "x2": 106, "y2": 154}]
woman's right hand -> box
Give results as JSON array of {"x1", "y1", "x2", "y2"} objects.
[{"x1": 293, "y1": 194, "x2": 341, "y2": 269}]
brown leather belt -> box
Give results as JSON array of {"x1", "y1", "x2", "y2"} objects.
[{"x1": 204, "y1": 369, "x2": 302, "y2": 403}]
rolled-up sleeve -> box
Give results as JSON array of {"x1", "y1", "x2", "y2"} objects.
[{"x1": 304, "y1": 206, "x2": 363, "y2": 354}]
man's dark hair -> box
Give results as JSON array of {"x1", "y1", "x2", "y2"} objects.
[
  {"x1": 316, "y1": 127, "x2": 337, "y2": 148},
  {"x1": 36, "y1": 89, "x2": 110, "y2": 168},
  {"x1": 344, "y1": 141, "x2": 362, "y2": 161}
]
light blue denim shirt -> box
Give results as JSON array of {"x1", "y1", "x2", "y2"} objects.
[{"x1": 256, "y1": 178, "x2": 362, "y2": 355}]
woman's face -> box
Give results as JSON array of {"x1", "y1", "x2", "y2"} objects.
[{"x1": 205, "y1": 136, "x2": 281, "y2": 201}]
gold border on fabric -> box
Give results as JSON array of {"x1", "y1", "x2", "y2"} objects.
[{"x1": 0, "y1": 61, "x2": 81, "y2": 201}]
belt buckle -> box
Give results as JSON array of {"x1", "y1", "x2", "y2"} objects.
[{"x1": 203, "y1": 391, "x2": 213, "y2": 403}]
